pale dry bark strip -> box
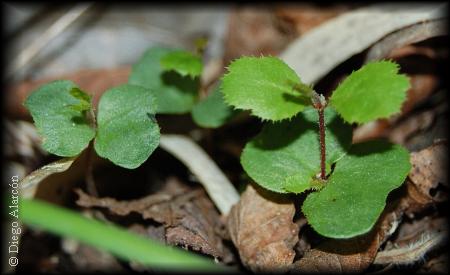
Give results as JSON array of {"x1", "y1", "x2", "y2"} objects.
[
  {"x1": 20, "y1": 157, "x2": 76, "y2": 198},
  {"x1": 159, "y1": 134, "x2": 240, "y2": 216},
  {"x1": 280, "y1": 3, "x2": 447, "y2": 84}
]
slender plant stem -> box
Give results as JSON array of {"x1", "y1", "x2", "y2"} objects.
[
  {"x1": 311, "y1": 91, "x2": 327, "y2": 181},
  {"x1": 318, "y1": 108, "x2": 326, "y2": 180},
  {"x1": 85, "y1": 142, "x2": 98, "y2": 196},
  {"x1": 85, "y1": 97, "x2": 98, "y2": 196}
]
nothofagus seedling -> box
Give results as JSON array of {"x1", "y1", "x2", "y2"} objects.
[{"x1": 221, "y1": 57, "x2": 411, "y2": 238}]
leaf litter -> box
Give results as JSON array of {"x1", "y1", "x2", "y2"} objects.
[{"x1": 75, "y1": 177, "x2": 234, "y2": 262}]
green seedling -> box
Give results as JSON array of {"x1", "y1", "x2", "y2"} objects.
[
  {"x1": 221, "y1": 56, "x2": 411, "y2": 238},
  {"x1": 129, "y1": 45, "x2": 236, "y2": 128},
  {"x1": 24, "y1": 81, "x2": 160, "y2": 169}
]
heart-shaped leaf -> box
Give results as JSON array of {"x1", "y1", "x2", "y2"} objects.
[
  {"x1": 241, "y1": 107, "x2": 352, "y2": 193},
  {"x1": 160, "y1": 50, "x2": 203, "y2": 78},
  {"x1": 191, "y1": 83, "x2": 237, "y2": 128},
  {"x1": 94, "y1": 84, "x2": 160, "y2": 169},
  {"x1": 329, "y1": 60, "x2": 410, "y2": 124},
  {"x1": 129, "y1": 47, "x2": 199, "y2": 114},
  {"x1": 302, "y1": 140, "x2": 411, "y2": 238},
  {"x1": 221, "y1": 56, "x2": 313, "y2": 121},
  {"x1": 24, "y1": 80, "x2": 95, "y2": 157}
]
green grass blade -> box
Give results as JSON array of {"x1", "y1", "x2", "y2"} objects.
[{"x1": 19, "y1": 198, "x2": 226, "y2": 272}]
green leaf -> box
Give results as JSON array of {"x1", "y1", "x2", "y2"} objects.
[
  {"x1": 24, "y1": 80, "x2": 95, "y2": 157},
  {"x1": 221, "y1": 56, "x2": 313, "y2": 121},
  {"x1": 302, "y1": 140, "x2": 411, "y2": 238},
  {"x1": 241, "y1": 107, "x2": 352, "y2": 193},
  {"x1": 129, "y1": 47, "x2": 199, "y2": 114},
  {"x1": 191, "y1": 83, "x2": 238, "y2": 128},
  {"x1": 67, "y1": 87, "x2": 92, "y2": 112},
  {"x1": 160, "y1": 50, "x2": 203, "y2": 78},
  {"x1": 94, "y1": 84, "x2": 160, "y2": 169},
  {"x1": 329, "y1": 60, "x2": 410, "y2": 124}
]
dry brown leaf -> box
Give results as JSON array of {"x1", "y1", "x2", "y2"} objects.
[
  {"x1": 408, "y1": 140, "x2": 448, "y2": 203},
  {"x1": 292, "y1": 230, "x2": 380, "y2": 273},
  {"x1": 227, "y1": 184, "x2": 298, "y2": 272},
  {"x1": 75, "y1": 181, "x2": 233, "y2": 261}
]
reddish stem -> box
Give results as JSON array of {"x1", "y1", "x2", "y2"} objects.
[{"x1": 318, "y1": 108, "x2": 326, "y2": 180}]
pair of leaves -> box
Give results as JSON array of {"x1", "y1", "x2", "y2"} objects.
[
  {"x1": 128, "y1": 47, "x2": 200, "y2": 114},
  {"x1": 221, "y1": 56, "x2": 412, "y2": 238},
  {"x1": 24, "y1": 80, "x2": 160, "y2": 169},
  {"x1": 241, "y1": 107, "x2": 411, "y2": 238},
  {"x1": 130, "y1": 46, "x2": 236, "y2": 128},
  {"x1": 221, "y1": 57, "x2": 410, "y2": 124}
]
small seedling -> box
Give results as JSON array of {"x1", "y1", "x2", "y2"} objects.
[
  {"x1": 221, "y1": 56, "x2": 411, "y2": 238},
  {"x1": 24, "y1": 81, "x2": 160, "y2": 169},
  {"x1": 129, "y1": 45, "x2": 236, "y2": 128},
  {"x1": 128, "y1": 47, "x2": 200, "y2": 114},
  {"x1": 24, "y1": 44, "x2": 233, "y2": 170}
]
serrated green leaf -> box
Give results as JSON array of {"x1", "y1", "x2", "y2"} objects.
[
  {"x1": 94, "y1": 84, "x2": 160, "y2": 169},
  {"x1": 129, "y1": 47, "x2": 199, "y2": 114},
  {"x1": 241, "y1": 107, "x2": 352, "y2": 193},
  {"x1": 191, "y1": 83, "x2": 238, "y2": 128},
  {"x1": 302, "y1": 140, "x2": 411, "y2": 238},
  {"x1": 330, "y1": 60, "x2": 410, "y2": 124},
  {"x1": 160, "y1": 50, "x2": 203, "y2": 78},
  {"x1": 221, "y1": 56, "x2": 313, "y2": 121},
  {"x1": 24, "y1": 80, "x2": 95, "y2": 157}
]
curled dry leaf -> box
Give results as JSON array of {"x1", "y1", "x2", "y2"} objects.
[
  {"x1": 75, "y1": 181, "x2": 232, "y2": 261},
  {"x1": 292, "y1": 231, "x2": 380, "y2": 273},
  {"x1": 227, "y1": 184, "x2": 299, "y2": 273},
  {"x1": 20, "y1": 157, "x2": 76, "y2": 198},
  {"x1": 408, "y1": 140, "x2": 448, "y2": 202}
]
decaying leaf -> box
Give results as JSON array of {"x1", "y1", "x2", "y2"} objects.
[
  {"x1": 292, "y1": 234, "x2": 380, "y2": 273},
  {"x1": 227, "y1": 184, "x2": 299, "y2": 272},
  {"x1": 75, "y1": 179, "x2": 232, "y2": 261},
  {"x1": 408, "y1": 140, "x2": 448, "y2": 205}
]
